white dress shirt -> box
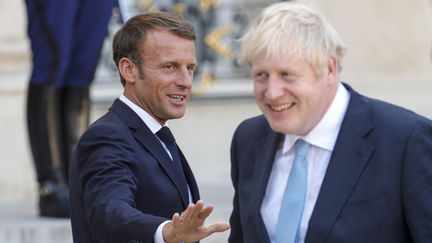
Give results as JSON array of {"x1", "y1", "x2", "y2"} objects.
[
  {"x1": 119, "y1": 95, "x2": 191, "y2": 243},
  {"x1": 261, "y1": 83, "x2": 350, "y2": 243}
]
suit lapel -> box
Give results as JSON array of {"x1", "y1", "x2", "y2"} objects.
[
  {"x1": 134, "y1": 127, "x2": 190, "y2": 207},
  {"x1": 306, "y1": 86, "x2": 375, "y2": 242},
  {"x1": 178, "y1": 148, "x2": 200, "y2": 202},
  {"x1": 110, "y1": 99, "x2": 190, "y2": 207},
  {"x1": 250, "y1": 128, "x2": 282, "y2": 243}
]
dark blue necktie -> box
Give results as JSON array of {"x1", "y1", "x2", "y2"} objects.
[{"x1": 156, "y1": 126, "x2": 188, "y2": 188}]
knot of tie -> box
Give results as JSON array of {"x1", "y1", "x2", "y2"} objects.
[
  {"x1": 295, "y1": 139, "x2": 310, "y2": 158},
  {"x1": 156, "y1": 126, "x2": 175, "y2": 143}
]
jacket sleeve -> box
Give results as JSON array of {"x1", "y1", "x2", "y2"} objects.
[{"x1": 402, "y1": 119, "x2": 432, "y2": 242}]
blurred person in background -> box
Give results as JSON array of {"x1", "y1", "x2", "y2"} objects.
[
  {"x1": 229, "y1": 2, "x2": 432, "y2": 243},
  {"x1": 24, "y1": 0, "x2": 117, "y2": 218}
]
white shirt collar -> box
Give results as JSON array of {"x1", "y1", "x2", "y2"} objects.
[
  {"x1": 282, "y1": 82, "x2": 350, "y2": 153},
  {"x1": 119, "y1": 94, "x2": 164, "y2": 134}
]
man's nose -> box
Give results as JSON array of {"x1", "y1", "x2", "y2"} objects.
[
  {"x1": 176, "y1": 67, "x2": 193, "y2": 89},
  {"x1": 265, "y1": 76, "x2": 284, "y2": 100}
]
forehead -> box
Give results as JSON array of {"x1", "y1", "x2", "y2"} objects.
[
  {"x1": 140, "y1": 30, "x2": 195, "y2": 58},
  {"x1": 250, "y1": 53, "x2": 310, "y2": 71}
]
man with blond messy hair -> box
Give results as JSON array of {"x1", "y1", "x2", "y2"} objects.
[{"x1": 229, "y1": 2, "x2": 432, "y2": 243}]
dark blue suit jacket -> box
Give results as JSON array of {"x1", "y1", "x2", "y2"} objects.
[
  {"x1": 229, "y1": 85, "x2": 432, "y2": 243},
  {"x1": 69, "y1": 99, "x2": 200, "y2": 243}
]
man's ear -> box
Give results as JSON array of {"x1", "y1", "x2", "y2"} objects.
[
  {"x1": 327, "y1": 57, "x2": 338, "y2": 83},
  {"x1": 119, "y1": 58, "x2": 138, "y2": 84}
]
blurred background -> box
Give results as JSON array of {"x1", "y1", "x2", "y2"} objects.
[{"x1": 0, "y1": 0, "x2": 431, "y2": 242}]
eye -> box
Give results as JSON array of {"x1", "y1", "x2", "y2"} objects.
[
  {"x1": 253, "y1": 72, "x2": 268, "y2": 83},
  {"x1": 281, "y1": 71, "x2": 296, "y2": 83},
  {"x1": 187, "y1": 64, "x2": 196, "y2": 72},
  {"x1": 162, "y1": 63, "x2": 176, "y2": 72}
]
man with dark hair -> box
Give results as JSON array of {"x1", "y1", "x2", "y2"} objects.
[{"x1": 69, "y1": 11, "x2": 229, "y2": 243}]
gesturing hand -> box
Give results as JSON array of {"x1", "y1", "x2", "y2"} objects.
[{"x1": 162, "y1": 200, "x2": 230, "y2": 243}]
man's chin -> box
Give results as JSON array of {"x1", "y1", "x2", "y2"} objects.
[
  {"x1": 166, "y1": 110, "x2": 186, "y2": 120},
  {"x1": 268, "y1": 120, "x2": 299, "y2": 135}
]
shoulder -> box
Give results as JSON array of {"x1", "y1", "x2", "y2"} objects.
[
  {"x1": 237, "y1": 114, "x2": 270, "y2": 131},
  {"x1": 84, "y1": 110, "x2": 129, "y2": 140},
  {"x1": 346, "y1": 88, "x2": 432, "y2": 144},
  {"x1": 72, "y1": 110, "x2": 140, "y2": 171},
  {"x1": 231, "y1": 114, "x2": 276, "y2": 148},
  {"x1": 235, "y1": 115, "x2": 271, "y2": 135},
  {"x1": 76, "y1": 109, "x2": 138, "y2": 158},
  {"x1": 362, "y1": 94, "x2": 430, "y2": 130}
]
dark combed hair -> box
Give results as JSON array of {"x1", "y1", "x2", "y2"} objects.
[{"x1": 112, "y1": 11, "x2": 196, "y2": 86}]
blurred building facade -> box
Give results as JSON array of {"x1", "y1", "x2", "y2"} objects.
[{"x1": 0, "y1": 0, "x2": 431, "y2": 201}]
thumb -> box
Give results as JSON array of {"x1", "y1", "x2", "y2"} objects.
[{"x1": 207, "y1": 222, "x2": 231, "y2": 233}]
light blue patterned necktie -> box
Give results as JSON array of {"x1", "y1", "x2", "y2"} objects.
[{"x1": 276, "y1": 139, "x2": 310, "y2": 243}]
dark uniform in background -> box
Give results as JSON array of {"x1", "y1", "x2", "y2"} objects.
[{"x1": 24, "y1": 0, "x2": 117, "y2": 217}]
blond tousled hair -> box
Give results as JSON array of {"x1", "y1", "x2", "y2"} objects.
[{"x1": 238, "y1": 2, "x2": 346, "y2": 77}]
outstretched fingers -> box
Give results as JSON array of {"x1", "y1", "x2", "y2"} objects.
[
  {"x1": 165, "y1": 200, "x2": 230, "y2": 243},
  {"x1": 179, "y1": 201, "x2": 205, "y2": 227},
  {"x1": 198, "y1": 203, "x2": 213, "y2": 220}
]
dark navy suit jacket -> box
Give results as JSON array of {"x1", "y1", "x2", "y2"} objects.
[
  {"x1": 229, "y1": 84, "x2": 432, "y2": 243},
  {"x1": 69, "y1": 99, "x2": 200, "y2": 243}
]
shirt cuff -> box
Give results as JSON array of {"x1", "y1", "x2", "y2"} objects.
[{"x1": 154, "y1": 220, "x2": 171, "y2": 243}]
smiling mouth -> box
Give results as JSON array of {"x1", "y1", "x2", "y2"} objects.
[
  {"x1": 269, "y1": 103, "x2": 295, "y2": 111},
  {"x1": 169, "y1": 95, "x2": 186, "y2": 102}
]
